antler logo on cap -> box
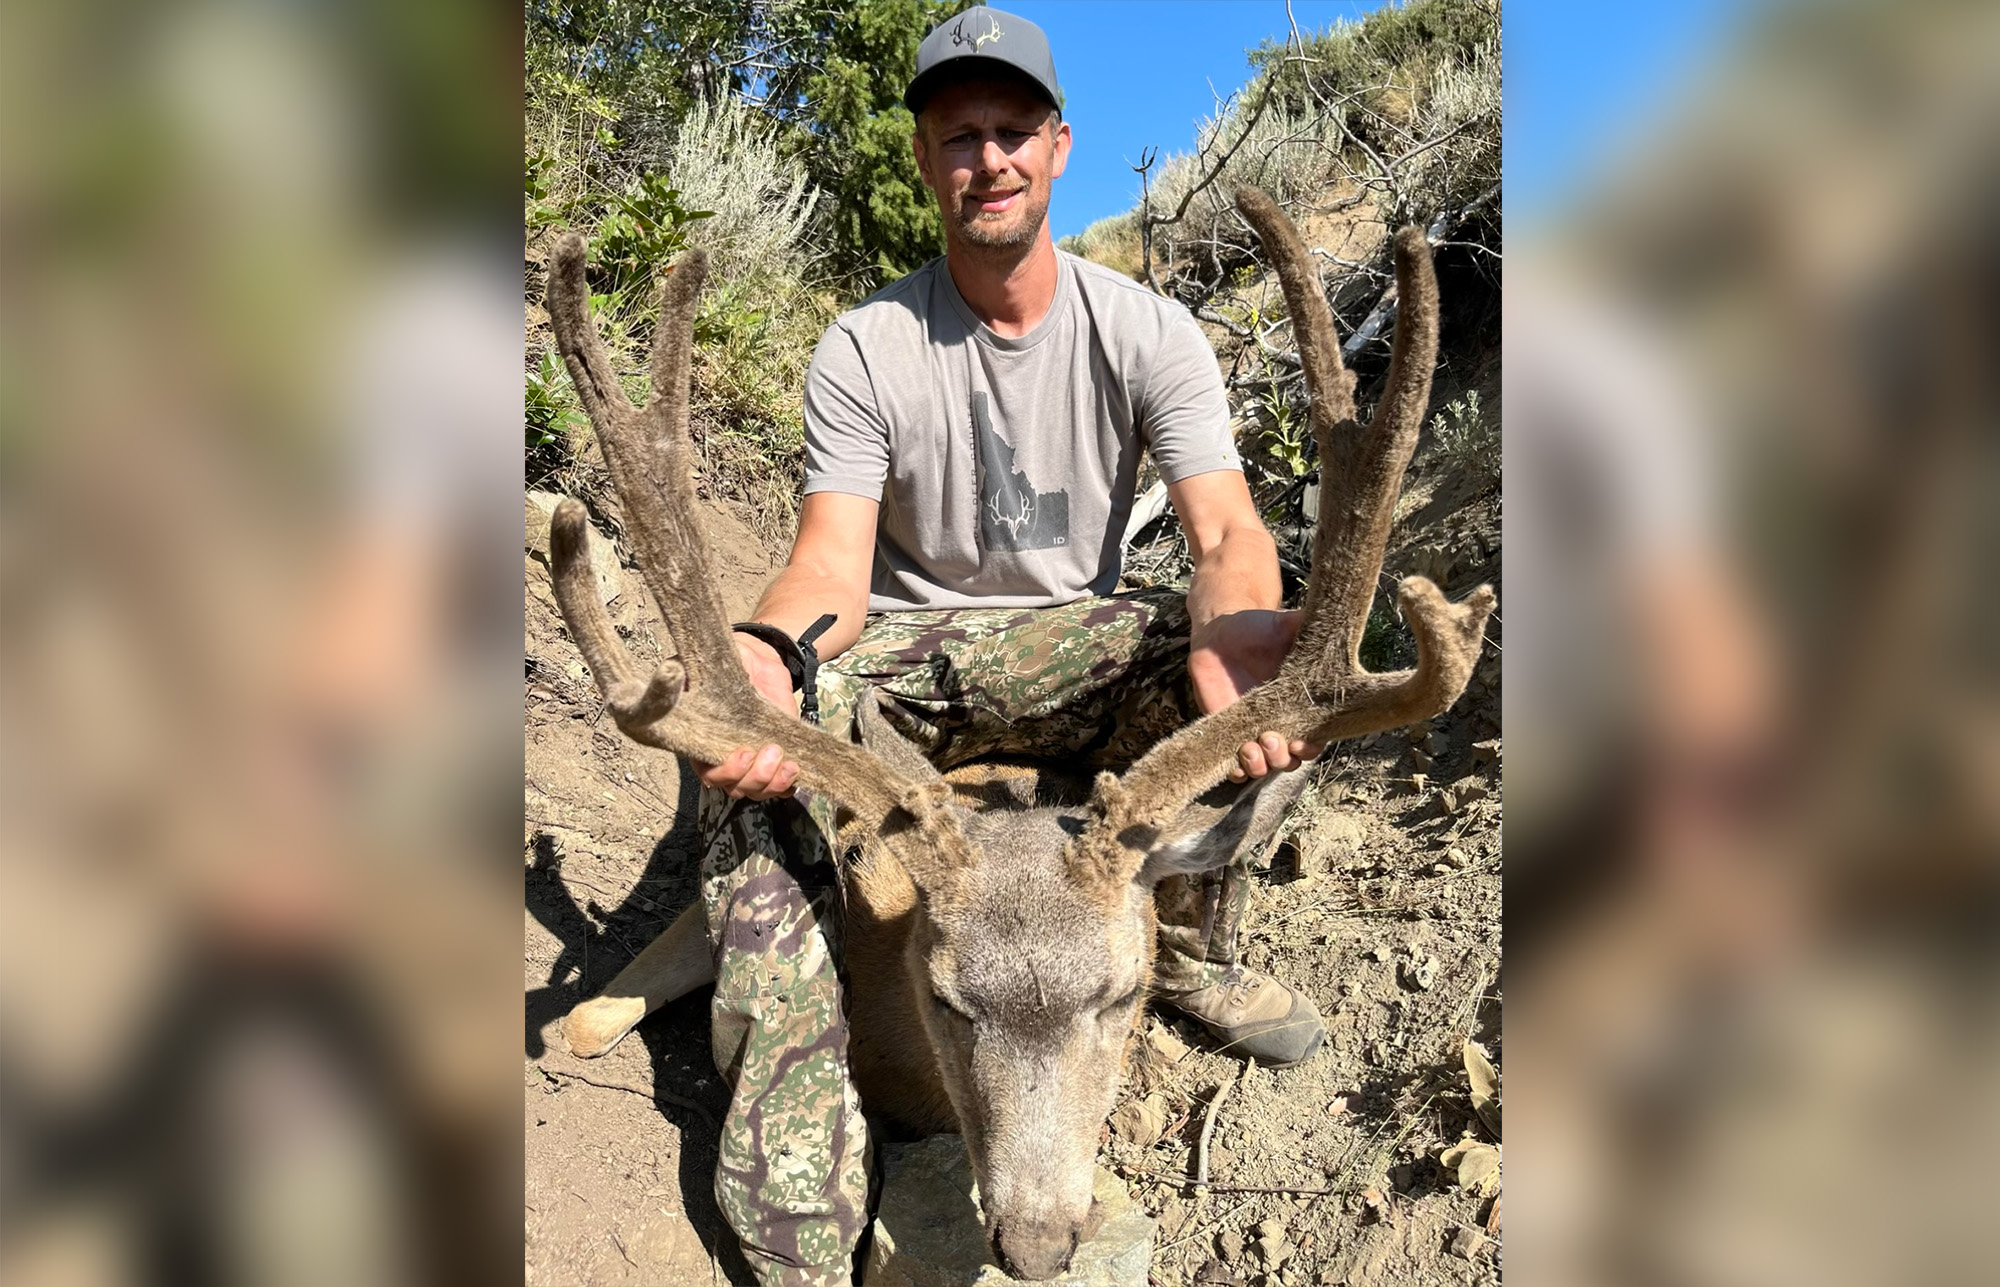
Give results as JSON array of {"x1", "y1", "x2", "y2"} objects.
[{"x1": 954, "y1": 13, "x2": 1003, "y2": 50}]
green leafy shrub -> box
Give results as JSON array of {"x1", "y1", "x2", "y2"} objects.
[
  {"x1": 526, "y1": 351, "x2": 586, "y2": 455},
  {"x1": 589, "y1": 174, "x2": 713, "y2": 289},
  {"x1": 1259, "y1": 384, "x2": 1313, "y2": 479},
  {"x1": 524, "y1": 0, "x2": 951, "y2": 535}
]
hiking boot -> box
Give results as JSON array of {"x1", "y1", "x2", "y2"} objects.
[{"x1": 1156, "y1": 967, "x2": 1325, "y2": 1066}]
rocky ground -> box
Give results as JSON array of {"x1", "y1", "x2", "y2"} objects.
[{"x1": 524, "y1": 472, "x2": 1502, "y2": 1287}]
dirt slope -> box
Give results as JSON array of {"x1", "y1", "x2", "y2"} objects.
[{"x1": 525, "y1": 494, "x2": 781, "y2": 1286}]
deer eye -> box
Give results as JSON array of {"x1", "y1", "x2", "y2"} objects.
[{"x1": 930, "y1": 991, "x2": 972, "y2": 1020}]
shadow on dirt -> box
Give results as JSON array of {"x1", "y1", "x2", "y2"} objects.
[
  {"x1": 523, "y1": 761, "x2": 703, "y2": 1060},
  {"x1": 525, "y1": 763, "x2": 763, "y2": 1283}
]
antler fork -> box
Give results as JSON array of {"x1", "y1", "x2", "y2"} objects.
[
  {"x1": 1074, "y1": 188, "x2": 1497, "y2": 879},
  {"x1": 543, "y1": 236, "x2": 967, "y2": 863}
]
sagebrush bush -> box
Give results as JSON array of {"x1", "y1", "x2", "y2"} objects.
[
  {"x1": 1062, "y1": 211, "x2": 1145, "y2": 281},
  {"x1": 1102, "y1": 0, "x2": 1498, "y2": 280},
  {"x1": 527, "y1": 78, "x2": 839, "y2": 534},
  {"x1": 1402, "y1": 35, "x2": 1500, "y2": 216},
  {"x1": 631, "y1": 96, "x2": 822, "y2": 286},
  {"x1": 635, "y1": 93, "x2": 836, "y2": 523},
  {"x1": 1425, "y1": 389, "x2": 1498, "y2": 484}
]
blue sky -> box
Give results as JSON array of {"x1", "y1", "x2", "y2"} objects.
[
  {"x1": 1004, "y1": 1, "x2": 1390, "y2": 240},
  {"x1": 1008, "y1": 0, "x2": 1763, "y2": 238},
  {"x1": 1504, "y1": 0, "x2": 1759, "y2": 220}
]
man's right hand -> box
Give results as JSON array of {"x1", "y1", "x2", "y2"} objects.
[{"x1": 694, "y1": 633, "x2": 803, "y2": 800}]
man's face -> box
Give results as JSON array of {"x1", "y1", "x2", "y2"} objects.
[{"x1": 913, "y1": 77, "x2": 1071, "y2": 252}]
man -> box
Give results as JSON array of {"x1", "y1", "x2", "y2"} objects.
[{"x1": 695, "y1": 9, "x2": 1325, "y2": 1285}]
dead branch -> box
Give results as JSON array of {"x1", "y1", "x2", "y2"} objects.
[
  {"x1": 1131, "y1": 146, "x2": 1165, "y2": 296},
  {"x1": 541, "y1": 1066, "x2": 721, "y2": 1132},
  {"x1": 1195, "y1": 1059, "x2": 1246, "y2": 1188},
  {"x1": 1114, "y1": 1163, "x2": 1350, "y2": 1198},
  {"x1": 1137, "y1": 82, "x2": 1275, "y2": 286}
]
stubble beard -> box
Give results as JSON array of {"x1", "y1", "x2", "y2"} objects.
[{"x1": 955, "y1": 182, "x2": 1046, "y2": 250}]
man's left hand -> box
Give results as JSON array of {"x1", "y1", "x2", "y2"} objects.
[{"x1": 1188, "y1": 608, "x2": 1326, "y2": 781}]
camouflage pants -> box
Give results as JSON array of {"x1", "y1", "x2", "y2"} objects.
[{"x1": 699, "y1": 589, "x2": 1256, "y2": 1287}]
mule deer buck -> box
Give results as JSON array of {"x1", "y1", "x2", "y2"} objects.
[{"x1": 543, "y1": 186, "x2": 1494, "y2": 1281}]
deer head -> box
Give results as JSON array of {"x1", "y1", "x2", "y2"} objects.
[{"x1": 543, "y1": 186, "x2": 1494, "y2": 1280}]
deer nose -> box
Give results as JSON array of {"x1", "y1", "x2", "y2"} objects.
[{"x1": 992, "y1": 1218, "x2": 1081, "y2": 1281}]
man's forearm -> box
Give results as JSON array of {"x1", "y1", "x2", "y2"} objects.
[
  {"x1": 1185, "y1": 524, "x2": 1283, "y2": 628},
  {"x1": 749, "y1": 562, "x2": 871, "y2": 662}
]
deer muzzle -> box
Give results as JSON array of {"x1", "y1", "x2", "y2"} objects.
[
  {"x1": 981, "y1": 1151, "x2": 1097, "y2": 1280},
  {"x1": 991, "y1": 1215, "x2": 1082, "y2": 1281}
]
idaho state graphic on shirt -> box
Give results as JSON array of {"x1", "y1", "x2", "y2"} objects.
[{"x1": 970, "y1": 390, "x2": 1070, "y2": 552}]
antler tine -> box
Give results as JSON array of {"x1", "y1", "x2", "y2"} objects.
[
  {"x1": 1234, "y1": 189, "x2": 1439, "y2": 670},
  {"x1": 548, "y1": 236, "x2": 740, "y2": 694},
  {"x1": 1307, "y1": 223, "x2": 1441, "y2": 673},
  {"x1": 544, "y1": 237, "x2": 970, "y2": 862},
  {"x1": 1069, "y1": 189, "x2": 1493, "y2": 883},
  {"x1": 545, "y1": 234, "x2": 638, "y2": 428},
  {"x1": 1233, "y1": 187, "x2": 1357, "y2": 432}
]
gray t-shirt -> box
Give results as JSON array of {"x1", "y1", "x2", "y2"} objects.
[{"x1": 802, "y1": 250, "x2": 1241, "y2": 610}]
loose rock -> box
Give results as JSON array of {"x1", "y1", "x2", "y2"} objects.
[
  {"x1": 1110, "y1": 1094, "x2": 1170, "y2": 1148},
  {"x1": 1297, "y1": 811, "x2": 1367, "y2": 875},
  {"x1": 864, "y1": 1136, "x2": 1153, "y2": 1287},
  {"x1": 1146, "y1": 1024, "x2": 1191, "y2": 1064},
  {"x1": 1252, "y1": 1233, "x2": 1292, "y2": 1270},
  {"x1": 1449, "y1": 1227, "x2": 1488, "y2": 1260}
]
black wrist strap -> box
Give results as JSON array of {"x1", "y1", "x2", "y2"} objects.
[{"x1": 731, "y1": 613, "x2": 839, "y2": 725}]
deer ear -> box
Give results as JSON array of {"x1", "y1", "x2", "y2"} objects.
[
  {"x1": 1134, "y1": 771, "x2": 1310, "y2": 887},
  {"x1": 855, "y1": 689, "x2": 945, "y2": 785}
]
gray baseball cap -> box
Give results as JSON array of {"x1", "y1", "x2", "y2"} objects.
[{"x1": 904, "y1": 6, "x2": 1062, "y2": 116}]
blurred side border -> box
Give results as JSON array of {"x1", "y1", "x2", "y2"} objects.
[
  {"x1": 1, "y1": 0, "x2": 1994, "y2": 1283},
  {"x1": 1504, "y1": 0, "x2": 1998, "y2": 1283},
  {"x1": 1, "y1": 1, "x2": 525, "y2": 1283}
]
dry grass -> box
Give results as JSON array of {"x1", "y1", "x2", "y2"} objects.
[{"x1": 1062, "y1": 211, "x2": 1145, "y2": 280}]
